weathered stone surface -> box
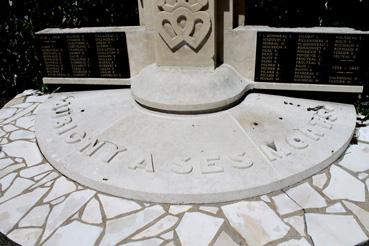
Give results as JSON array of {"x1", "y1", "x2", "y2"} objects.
[
  {"x1": 326, "y1": 202, "x2": 346, "y2": 214},
  {"x1": 284, "y1": 216, "x2": 305, "y2": 236},
  {"x1": 9, "y1": 130, "x2": 34, "y2": 140},
  {"x1": 305, "y1": 214, "x2": 367, "y2": 246},
  {"x1": 338, "y1": 144, "x2": 369, "y2": 172},
  {"x1": 0, "y1": 188, "x2": 48, "y2": 234},
  {"x1": 19, "y1": 204, "x2": 50, "y2": 227},
  {"x1": 272, "y1": 193, "x2": 301, "y2": 215},
  {"x1": 214, "y1": 231, "x2": 238, "y2": 246},
  {"x1": 0, "y1": 173, "x2": 17, "y2": 191},
  {"x1": 277, "y1": 238, "x2": 311, "y2": 246},
  {"x1": 100, "y1": 205, "x2": 165, "y2": 246},
  {"x1": 98, "y1": 194, "x2": 142, "y2": 219},
  {"x1": 35, "y1": 91, "x2": 356, "y2": 203},
  {"x1": 132, "y1": 215, "x2": 178, "y2": 239},
  {"x1": 323, "y1": 165, "x2": 366, "y2": 202},
  {"x1": 286, "y1": 183, "x2": 327, "y2": 209},
  {"x1": 81, "y1": 197, "x2": 103, "y2": 224},
  {"x1": 222, "y1": 201, "x2": 290, "y2": 245},
  {"x1": 20, "y1": 164, "x2": 53, "y2": 178},
  {"x1": 0, "y1": 177, "x2": 34, "y2": 204},
  {"x1": 176, "y1": 212, "x2": 223, "y2": 246},
  {"x1": 41, "y1": 190, "x2": 96, "y2": 242},
  {"x1": 312, "y1": 173, "x2": 328, "y2": 189},
  {"x1": 43, "y1": 176, "x2": 77, "y2": 202},
  {"x1": 7, "y1": 228, "x2": 43, "y2": 246},
  {"x1": 343, "y1": 201, "x2": 369, "y2": 232},
  {"x1": 43, "y1": 221, "x2": 102, "y2": 246},
  {"x1": 2, "y1": 141, "x2": 43, "y2": 166},
  {"x1": 169, "y1": 205, "x2": 192, "y2": 215}
]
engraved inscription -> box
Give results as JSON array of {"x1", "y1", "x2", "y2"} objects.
[
  {"x1": 260, "y1": 105, "x2": 338, "y2": 162},
  {"x1": 38, "y1": 33, "x2": 130, "y2": 78},
  {"x1": 201, "y1": 156, "x2": 224, "y2": 174},
  {"x1": 229, "y1": 152, "x2": 254, "y2": 169},
  {"x1": 171, "y1": 157, "x2": 194, "y2": 174},
  {"x1": 255, "y1": 32, "x2": 369, "y2": 85}
]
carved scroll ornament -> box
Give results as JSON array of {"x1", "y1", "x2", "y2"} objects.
[{"x1": 156, "y1": 0, "x2": 212, "y2": 51}]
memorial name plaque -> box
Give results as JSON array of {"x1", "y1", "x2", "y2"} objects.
[
  {"x1": 255, "y1": 32, "x2": 369, "y2": 86},
  {"x1": 38, "y1": 32, "x2": 130, "y2": 78}
]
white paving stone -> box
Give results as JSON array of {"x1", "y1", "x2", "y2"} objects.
[
  {"x1": 0, "y1": 188, "x2": 48, "y2": 234},
  {"x1": 213, "y1": 231, "x2": 238, "y2": 246},
  {"x1": 15, "y1": 115, "x2": 35, "y2": 129},
  {"x1": 358, "y1": 126, "x2": 369, "y2": 144},
  {"x1": 0, "y1": 158, "x2": 13, "y2": 170},
  {"x1": 0, "y1": 173, "x2": 16, "y2": 191},
  {"x1": 284, "y1": 216, "x2": 305, "y2": 236},
  {"x1": 176, "y1": 212, "x2": 223, "y2": 246},
  {"x1": 326, "y1": 202, "x2": 346, "y2": 213},
  {"x1": 260, "y1": 195, "x2": 271, "y2": 203},
  {"x1": 0, "y1": 152, "x2": 5, "y2": 158},
  {"x1": 0, "y1": 163, "x2": 26, "y2": 178},
  {"x1": 19, "y1": 204, "x2": 50, "y2": 227},
  {"x1": 98, "y1": 194, "x2": 142, "y2": 219},
  {"x1": 343, "y1": 201, "x2": 369, "y2": 232},
  {"x1": 277, "y1": 238, "x2": 311, "y2": 246},
  {"x1": 0, "y1": 138, "x2": 8, "y2": 144},
  {"x1": 359, "y1": 173, "x2": 369, "y2": 180},
  {"x1": 272, "y1": 193, "x2": 301, "y2": 215},
  {"x1": 2, "y1": 141, "x2": 43, "y2": 166},
  {"x1": 20, "y1": 163, "x2": 52, "y2": 178},
  {"x1": 9, "y1": 130, "x2": 34, "y2": 140},
  {"x1": 168, "y1": 205, "x2": 192, "y2": 215},
  {"x1": 3, "y1": 124, "x2": 18, "y2": 132},
  {"x1": 306, "y1": 213, "x2": 367, "y2": 246},
  {"x1": 199, "y1": 206, "x2": 219, "y2": 215},
  {"x1": 338, "y1": 144, "x2": 369, "y2": 172},
  {"x1": 44, "y1": 176, "x2": 77, "y2": 202},
  {"x1": 43, "y1": 221, "x2": 103, "y2": 246},
  {"x1": 0, "y1": 128, "x2": 5, "y2": 138},
  {"x1": 133, "y1": 215, "x2": 178, "y2": 239},
  {"x1": 11, "y1": 102, "x2": 33, "y2": 109},
  {"x1": 286, "y1": 183, "x2": 327, "y2": 209},
  {"x1": 81, "y1": 197, "x2": 103, "y2": 224},
  {"x1": 50, "y1": 196, "x2": 66, "y2": 205},
  {"x1": 160, "y1": 231, "x2": 174, "y2": 240},
  {"x1": 30, "y1": 171, "x2": 59, "y2": 189},
  {"x1": 41, "y1": 189, "x2": 96, "y2": 242},
  {"x1": 7, "y1": 228, "x2": 43, "y2": 246},
  {"x1": 0, "y1": 108, "x2": 17, "y2": 121},
  {"x1": 222, "y1": 201, "x2": 290, "y2": 245},
  {"x1": 323, "y1": 165, "x2": 366, "y2": 202},
  {"x1": 122, "y1": 238, "x2": 164, "y2": 246},
  {"x1": 33, "y1": 171, "x2": 51, "y2": 181},
  {"x1": 0, "y1": 177, "x2": 34, "y2": 204},
  {"x1": 312, "y1": 173, "x2": 328, "y2": 189},
  {"x1": 100, "y1": 205, "x2": 165, "y2": 246},
  {"x1": 26, "y1": 95, "x2": 49, "y2": 103}
]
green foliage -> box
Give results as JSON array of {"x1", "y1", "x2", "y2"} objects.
[
  {"x1": 1, "y1": 0, "x2": 369, "y2": 99},
  {"x1": 0, "y1": 0, "x2": 139, "y2": 97}
]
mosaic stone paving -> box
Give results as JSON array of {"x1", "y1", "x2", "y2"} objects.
[{"x1": 0, "y1": 90, "x2": 369, "y2": 246}]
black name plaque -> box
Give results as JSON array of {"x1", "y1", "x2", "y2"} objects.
[
  {"x1": 255, "y1": 32, "x2": 369, "y2": 86},
  {"x1": 38, "y1": 32, "x2": 130, "y2": 78}
]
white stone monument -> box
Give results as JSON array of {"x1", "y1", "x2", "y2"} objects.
[{"x1": 35, "y1": 0, "x2": 358, "y2": 203}]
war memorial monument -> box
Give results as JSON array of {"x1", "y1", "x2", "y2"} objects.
[{"x1": 0, "y1": 0, "x2": 369, "y2": 245}]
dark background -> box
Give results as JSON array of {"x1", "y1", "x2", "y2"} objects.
[{"x1": 1, "y1": 0, "x2": 369, "y2": 99}]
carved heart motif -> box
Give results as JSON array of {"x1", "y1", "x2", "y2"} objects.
[{"x1": 157, "y1": 7, "x2": 211, "y2": 51}]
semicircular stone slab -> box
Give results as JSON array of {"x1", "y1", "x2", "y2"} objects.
[{"x1": 35, "y1": 89, "x2": 356, "y2": 204}]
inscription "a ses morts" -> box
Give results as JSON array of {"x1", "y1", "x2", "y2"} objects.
[{"x1": 50, "y1": 96, "x2": 337, "y2": 176}]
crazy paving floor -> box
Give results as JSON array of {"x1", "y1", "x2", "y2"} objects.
[{"x1": 0, "y1": 90, "x2": 369, "y2": 246}]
